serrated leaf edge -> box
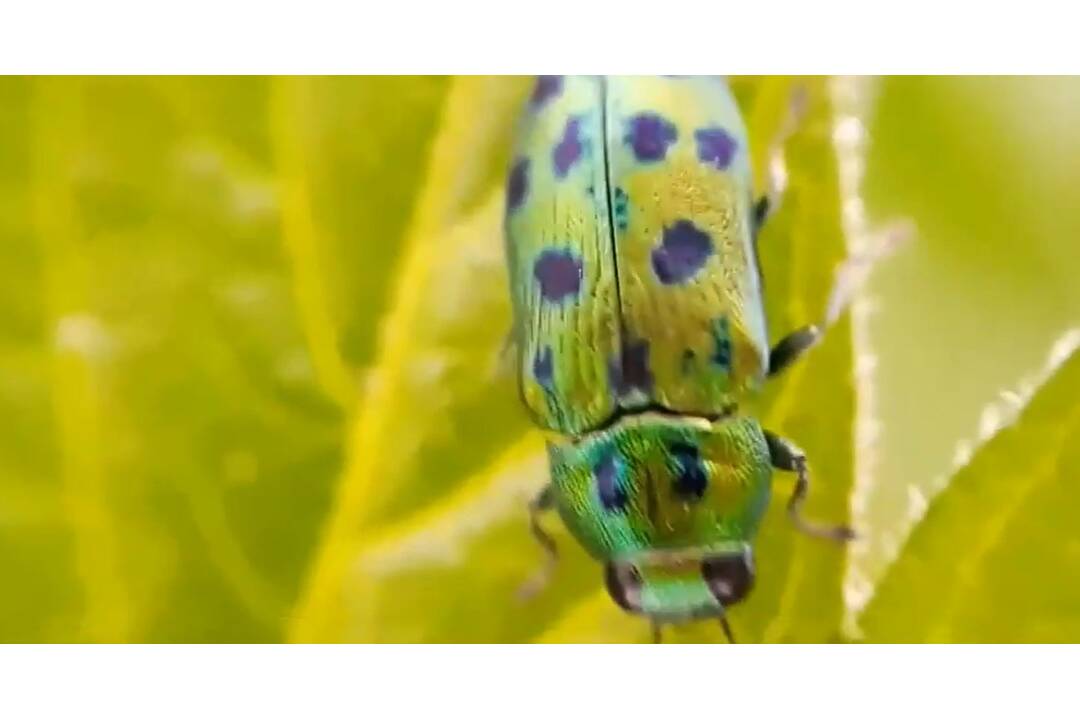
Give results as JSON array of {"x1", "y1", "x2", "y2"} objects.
[{"x1": 849, "y1": 325, "x2": 1080, "y2": 636}]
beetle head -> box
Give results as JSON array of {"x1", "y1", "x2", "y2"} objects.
[{"x1": 604, "y1": 545, "x2": 755, "y2": 624}]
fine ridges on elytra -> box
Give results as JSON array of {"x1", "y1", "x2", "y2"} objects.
[{"x1": 505, "y1": 77, "x2": 850, "y2": 635}]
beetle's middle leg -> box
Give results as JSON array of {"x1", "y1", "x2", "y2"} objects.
[
  {"x1": 764, "y1": 431, "x2": 855, "y2": 542},
  {"x1": 767, "y1": 325, "x2": 821, "y2": 378},
  {"x1": 517, "y1": 484, "x2": 559, "y2": 600}
]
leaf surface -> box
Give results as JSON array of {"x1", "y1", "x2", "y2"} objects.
[{"x1": 860, "y1": 334, "x2": 1080, "y2": 642}]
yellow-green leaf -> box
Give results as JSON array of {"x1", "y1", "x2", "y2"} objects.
[
  {"x1": 13, "y1": 77, "x2": 1074, "y2": 644},
  {"x1": 288, "y1": 77, "x2": 534, "y2": 641},
  {"x1": 0, "y1": 76, "x2": 448, "y2": 641},
  {"x1": 855, "y1": 77, "x2": 1080, "y2": 596},
  {"x1": 300, "y1": 76, "x2": 860, "y2": 643},
  {"x1": 859, "y1": 333, "x2": 1080, "y2": 642}
]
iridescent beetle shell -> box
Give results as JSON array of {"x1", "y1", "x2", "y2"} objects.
[
  {"x1": 548, "y1": 413, "x2": 771, "y2": 621},
  {"x1": 505, "y1": 76, "x2": 774, "y2": 623}
]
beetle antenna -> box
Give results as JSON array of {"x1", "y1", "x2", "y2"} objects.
[{"x1": 719, "y1": 616, "x2": 737, "y2": 644}]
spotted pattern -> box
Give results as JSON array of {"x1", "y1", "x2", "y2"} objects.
[
  {"x1": 651, "y1": 220, "x2": 714, "y2": 285},
  {"x1": 506, "y1": 158, "x2": 529, "y2": 211},
  {"x1": 530, "y1": 75, "x2": 563, "y2": 109},
  {"x1": 711, "y1": 316, "x2": 732, "y2": 369},
  {"x1": 553, "y1": 117, "x2": 584, "y2": 178},
  {"x1": 695, "y1": 127, "x2": 738, "y2": 170},
  {"x1": 533, "y1": 345, "x2": 554, "y2": 389},
  {"x1": 670, "y1": 442, "x2": 707, "y2": 500},
  {"x1": 625, "y1": 113, "x2": 677, "y2": 162},
  {"x1": 533, "y1": 249, "x2": 583, "y2": 302},
  {"x1": 595, "y1": 451, "x2": 628, "y2": 511},
  {"x1": 610, "y1": 337, "x2": 654, "y2": 397}
]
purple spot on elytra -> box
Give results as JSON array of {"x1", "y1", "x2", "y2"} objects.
[
  {"x1": 610, "y1": 338, "x2": 654, "y2": 397},
  {"x1": 695, "y1": 127, "x2": 738, "y2": 170},
  {"x1": 534, "y1": 249, "x2": 582, "y2": 302},
  {"x1": 531, "y1": 76, "x2": 563, "y2": 108},
  {"x1": 651, "y1": 220, "x2": 714, "y2": 285},
  {"x1": 507, "y1": 158, "x2": 529, "y2": 211},
  {"x1": 553, "y1": 117, "x2": 583, "y2": 178},
  {"x1": 625, "y1": 113, "x2": 677, "y2": 162},
  {"x1": 533, "y1": 345, "x2": 554, "y2": 389},
  {"x1": 595, "y1": 452, "x2": 628, "y2": 511}
]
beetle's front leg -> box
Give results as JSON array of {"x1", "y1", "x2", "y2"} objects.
[
  {"x1": 764, "y1": 431, "x2": 855, "y2": 542},
  {"x1": 517, "y1": 484, "x2": 559, "y2": 600}
]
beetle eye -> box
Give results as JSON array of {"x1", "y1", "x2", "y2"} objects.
[
  {"x1": 702, "y1": 552, "x2": 755, "y2": 606},
  {"x1": 604, "y1": 562, "x2": 643, "y2": 613}
]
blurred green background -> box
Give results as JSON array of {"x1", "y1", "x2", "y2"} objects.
[{"x1": 0, "y1": 76, "x2": 1076, "y2": 643}]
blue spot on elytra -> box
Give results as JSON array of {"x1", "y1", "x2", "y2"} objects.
[
  {"x1": 533, "y1": 346, "x2": 554, "y2": 389},
  {"x1": 695, "y1": 127, "x2": 738, "y2": 170},
  {"x1": 612, "y1": 187, "x2": 629, "y2": 231},
  {"x1": 553, "y1": 117, "x2": 583, "y2": 178},
  {"x1": 609, "y1": 337, "x2": 654, "y2": 397},
  {"x1": 670, "y1": 442, "x2": 707, "y2": 501},
  {"x1": 651, "y1": 220, "x2": 713, "y2": 284},
  {"x1": 534, "y1": 249, "x2": 582, "y2": 302},
  {"x1": 507, "y1": 158, "x2": 529, "y2": 211},
  {"x1": 531, "y1": 76, "x2": 563, "y2": 108},
  {"x1": 712, "y1": 316, "x2": 732, "y2": 369},
  {"x1": 595, "y1": 452, "x2": 628, "y2": 511},
  {"x1": 625, "y1": 113, "x2": 677, "y2": 162}
]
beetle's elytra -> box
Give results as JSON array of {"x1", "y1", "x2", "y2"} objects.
[{"x1": 504, "y1": 76, "x2": 851, "y2": 642}]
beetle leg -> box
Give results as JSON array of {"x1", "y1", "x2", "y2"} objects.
[
  {"x1": 767, "y1": 325, "x2": 821, "y2": 378},
  {"x1": 651, "y1": 621, "x2": 663, "y2": 644},
  {"x1": 517, "y1": 484, "x2": 559, "y2": 601},
  {"x1": 764, "y1": 431, "x2": 856, "y2": 542},
  {"x1": 753, "y1": 84, "x2": 808, "y2": 235},
  {"x1": 719, "y1": 616, "x2": 737, "y2": 644}
]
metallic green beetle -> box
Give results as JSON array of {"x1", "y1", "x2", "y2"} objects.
[{"x1": 504, "y1": 76, "x2": 851, "y2": 642}]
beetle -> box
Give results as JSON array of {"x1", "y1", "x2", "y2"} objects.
[{"x1": 504, "y1": 76, "x2": 853, "y2": 643}]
